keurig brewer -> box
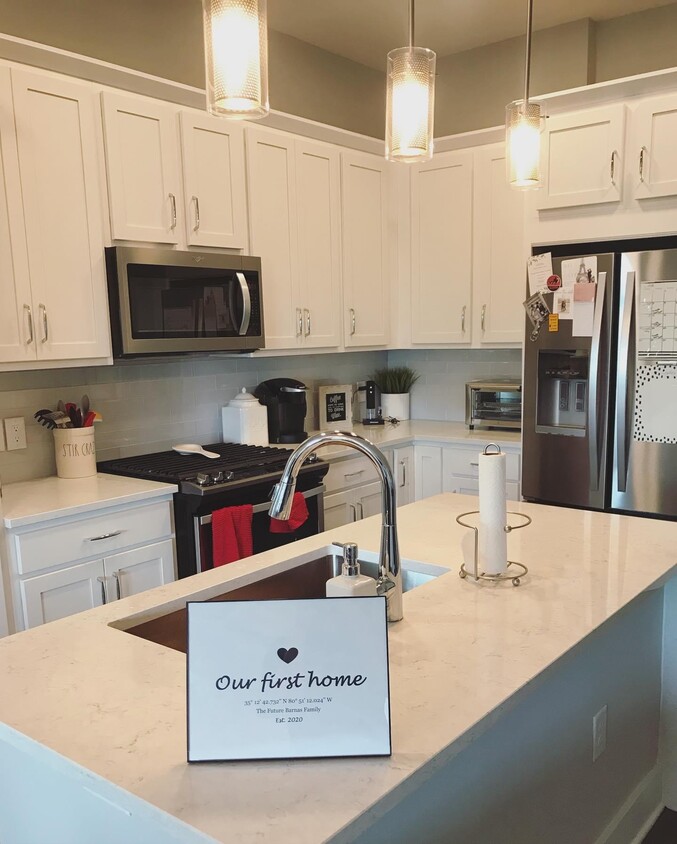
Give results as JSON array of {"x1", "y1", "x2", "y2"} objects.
[{"x1": 254, "y1": 378, "x2": 308, "y2": 443}]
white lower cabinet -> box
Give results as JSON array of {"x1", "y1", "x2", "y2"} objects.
[
  {"x1": 382, "y1": 445, "x2": 414, "y2": 506},
  {"x1": 9, "y1": 500, "x2": 176, "y2": 631},
  {"x1": 442, "y1": 446, "x2": 521, "y2": 502},
  {"x1": 414, "y1": 446, "x2": 443, "y2": 500},
  {"x1": 323, "y1": 482, "x2": 381, "y2": 531}
]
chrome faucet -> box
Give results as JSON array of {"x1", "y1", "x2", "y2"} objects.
[{"x1": 269, "y1": 431, "x2": 403, "y2": 622}]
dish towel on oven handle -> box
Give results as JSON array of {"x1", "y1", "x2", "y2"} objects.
[
  {"x1": 212, "y1": 504, "x2": 254, "y2": 566},
  {"x1": 269, "y1": 492, "x2": 309, "y2": 534}
]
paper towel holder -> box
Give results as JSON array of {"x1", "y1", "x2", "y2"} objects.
[{"x1": 456, "y1": 510, "x2": 531, "y2": 586}]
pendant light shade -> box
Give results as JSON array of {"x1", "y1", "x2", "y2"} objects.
[
  {"x1": 202, "y1": 0, "x2": 269, "y2": 119},
  {"x1": 385, "y1": 1, "x2": 436, "y2": 163},
  {"x1": 506, "y1": 0, "x2": 544, "y2": 188}
]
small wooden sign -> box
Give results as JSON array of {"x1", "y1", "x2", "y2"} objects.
[
  {"x1": 318, "y1": 384, "x2": 353, "y2": 429},
  {"x1": 187, "y1": 597, "x2": 391, "y2": 762}
]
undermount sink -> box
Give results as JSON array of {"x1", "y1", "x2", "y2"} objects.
[{"x1": 123, "y1": 548, "x2": 449, "y2": 654}]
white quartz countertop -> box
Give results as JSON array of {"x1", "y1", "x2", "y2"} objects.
[
  {"x1": 2, "y1": 474, "x2": 178, "y2": 529},
  {"x1": 0, "y1": 494, "x2": 676, "y2": 843}
]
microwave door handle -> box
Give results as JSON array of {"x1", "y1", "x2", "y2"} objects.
[
  {"x1": 235, "y1": 272, "x2": 252, "y2": 336},
  {"x1": 616, "y1": 271, "x2": 636, "y2": 494},
  {"x1": 587, "y1": 271, "x2": 607, "y2": 493}
]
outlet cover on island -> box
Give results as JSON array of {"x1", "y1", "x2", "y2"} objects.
[{"x1": 4, "y1": 417, "x2": 26, "y2": 451}]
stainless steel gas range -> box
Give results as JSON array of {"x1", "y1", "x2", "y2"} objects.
[{"x1": 98, "y1": 443, "x2": 327, "y2": 578}]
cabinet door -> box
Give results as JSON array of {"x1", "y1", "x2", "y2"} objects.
[
  {"x1": 394, "y1": 446, "x2": 415, "y2": 506},
  {"x1": 103, "y1": 540, "x2": 175, "y2": 599},
  {"x1": 0, "y1": 67, "x2": 34, "y2": 363},
  {"x1": 341, "y1": 151, "x2": 389, "y2": 347},
  {"x1": 411, "y1": 150, "x2": 473, "y2": 344},
  {"x1": 356, "y1": 481, "x2": 382, "y2": 520},
  {"x1": 473, "y1": 144, "x2": 526, "y2": 345},
  {"x1": 19, "y1": 560, "x2": 104, "y2": 629},
  {"x1": 538, "y1": 104, "x2": 626, "y2": 210},
  {"x1": 414, "y1": 446, "x2": 443, "y2": 501},
  {"x1": 323, "y1": 490, "x2": 356, "y2": 530},
  {"x1": 12, "y1": 69, "x2": 110, "y2": 361},
  {"x1": 246, "y1": 127, "x2": 300, "y2": 349},
  {"x1": 633, "y1": 94, "x2": 677, "y2": 200},
  {"x1": 102, "y1": 92, "x2": 181, "y2": 243},
  {"x1": 295, "y1": 139, "x2": 341, "y2": 349},
  {"x1": 179, "y1": 111, "x2": 247, "y2": 248}
]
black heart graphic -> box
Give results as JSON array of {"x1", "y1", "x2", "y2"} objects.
[{"x1": 277, "y1": 647, "x2": 299, "y2": 664}]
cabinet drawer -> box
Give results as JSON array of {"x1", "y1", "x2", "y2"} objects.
[
  {"x1": 443, "y1": 448, "x2": 520, "y2": 482},
  {"x1": 324, "y1": 456, "x2": 379, "y2": 493},
  {"x1": 446, "y1": 476, "x2": 521, "y2": 502},
  {"x1": 14, "y1": 502, "x2": 173, "y2": 576}
]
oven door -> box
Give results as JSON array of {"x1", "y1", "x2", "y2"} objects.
[
  {"x1": 106, "y1": 247, "x2": 264, "y2": 356},
  {"x1": 195, "y1": 486, "x2": 325, "y2": 573}
]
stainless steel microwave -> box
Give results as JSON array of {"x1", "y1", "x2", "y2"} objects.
[{"x1": 105, "y1": 247, "x2": 265, "y2": 358}]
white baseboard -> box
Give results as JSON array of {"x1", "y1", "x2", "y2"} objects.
[{"x1": 595, "y1": 766, "x2": 664, "y2": 844}]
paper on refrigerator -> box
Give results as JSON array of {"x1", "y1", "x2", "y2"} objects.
[
  {"x1": 572, "y1": 283, "x2": 596, "y2": 337},
  {"x1": 561, "y1": 256, "x2": 598, "y2": 288},
  {"x1": 527, "y1": 252, "x2": 554, "y2": 295}
]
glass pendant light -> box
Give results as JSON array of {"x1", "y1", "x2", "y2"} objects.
[
  {"x1": 505, "y1": 0, "x2": 545, "y2": 188},
  {"x1": 386, "y1": 0, "x2": 436, "y2": 162},
  {"x1": 202, "y1": 0, "x2": 269, "y2": 119}
]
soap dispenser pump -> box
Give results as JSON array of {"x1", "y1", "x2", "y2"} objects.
[{"x1": 326, "y1": 542, "x2": 378, "y2": 597}]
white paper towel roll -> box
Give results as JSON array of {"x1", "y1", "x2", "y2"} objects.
[{"x1": 478, "y1": 448, "x2": 508, "y2": 575}]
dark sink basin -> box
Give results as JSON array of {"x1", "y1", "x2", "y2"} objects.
[{"x1": 123, "y1": 553, "x2": 448, "y2": 654}]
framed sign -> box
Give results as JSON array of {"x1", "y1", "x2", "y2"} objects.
[
  {"x1": 318, "y1": 384, "x2": 353, "y2": 429},
  {"x1": 187, "y1": 597, "x2": 391, "y2": 762}
]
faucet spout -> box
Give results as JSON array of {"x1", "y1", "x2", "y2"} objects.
[{"x1": 269, "y1": 431, "x2": 403, "y2": 622}]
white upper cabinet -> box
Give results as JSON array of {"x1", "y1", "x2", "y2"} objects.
[
  {"x1": 179, "y1": 111, "x2": 247, "y2": 249},
  {"x1": 295, "y1": 139, "x2": 341, "y2": 349},
  {"x1": 633, "y1": 93, "x2": 677, "y2": 200},
  {"x1": 411, "y1": 150, "x2": 473, "y2": 345},
  {"x1": 102, "y1": 92, "x2": 182, "y2": 243},
  {"x1": 473, "y1": 144, "x2": 526, "y2": 345},
  {"x1": 341, "y1": 151, "x2": 390, "y2": 347},
  {"x1": 246, "y1": 127, "x2": 300, "y2": 349},
  {"x1": 538, "y1": 104, "x2": 627, "y2": 210},
  {"x1": 0, "y1": 67, "x2": 32, "y2": 364},
  {"x1": 11, "y1": 68, "x2": 110, "y2": 361}
]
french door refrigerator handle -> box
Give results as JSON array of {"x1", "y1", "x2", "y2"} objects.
[
  {"x1": 588, "y1": 271, "x2": 607, "y2": 493},
  {"x1": 616, "y1": 271, "x2": 636, "y2": 493}
]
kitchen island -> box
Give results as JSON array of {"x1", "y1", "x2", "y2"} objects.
[{"x1": 0, "y1": 493, "x2": 675, "y2": 844}]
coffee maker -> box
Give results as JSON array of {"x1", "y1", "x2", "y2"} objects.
[
  {"x1": 356, "y1": 380, "x2": 384, "y2": 426},
  {"x1": 254, "y1": 378, "x2": 308, "y2": 443}
]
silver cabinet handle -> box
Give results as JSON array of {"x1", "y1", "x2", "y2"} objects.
[
  {"x1": 344, "y1": 469, "x2": 365, "y2": 479},
  {"x1": 192, "y1": 195, "x2": 200, "y2": 231},
  {"x1": 350, "y1": 308, "x2": 356, "y2": 336},
  {"x1": 169, "y1": 192, "x2": 177, "y2": 229},
  {"x1": 481, "y1": 304, "x2": 486, "y2": 332},
  {"x1": 470, "y1": 461, "x2": 479, "y2": 467},
  {"x1": 235, "y1": 272, "x2": 251, "y2": 336},
  {"x1": 86, "y1": 530, "x2": 122, "y2": 542},
  {"x1": 23, "y1": 304, "x2": 34, "y2": 345},
  {"x1": 399, "y1": 459, "x2": 406, "y2": 488},
  {"x1": 639, "y1": 146, "x2": 647, "y2": 183},
  {"x1": 39, "y1": 303, "x2": 48, "y2": 343},
  {"x1": 610, "y1": 150, "x2": 618, "y2": 186},
  {"x1": 349, "y1": 503, "x2": 357, "y2": 522},
  {"x1": 588, "y1": 271, "x2": 607, "y2": 494},
  {"x1": 296, "y1": 307, "x2": 303, "y2": 337},
  {"x1": 461, "y1": 305, "x2": 466, "y2": 334},
  {"x1": 304, "y1": 308, "x2": 311, "y2": 337},
  {"x1": 616, "y1": 271, "x2": 636, "y2": 494},
  {"x1": 112, "y1": 571, "x2": 122, "y2": 600},
  {"x1": 97, "y1": 575, "x2": 107, "y2": 605}
]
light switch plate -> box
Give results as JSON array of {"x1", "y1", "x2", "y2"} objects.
[{"x1": 4, "y1": 417, "x2": 27, "y2": 450}]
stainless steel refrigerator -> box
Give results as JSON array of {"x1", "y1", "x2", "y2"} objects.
[{"x1": 522, "y1": 237, "x2": 677, "y2": 519}]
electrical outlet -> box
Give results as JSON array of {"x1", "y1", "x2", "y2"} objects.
[
  {"x1": 4, "y1": 417, "x2": 27, "y2": 451},
  {"x1": 593, "y1": 705, "x2": 608, "y2": 762}
]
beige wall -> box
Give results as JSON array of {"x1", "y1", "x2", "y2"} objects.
[{"x1": 595, "y1": 3, "x2": 677, "y2": 82}]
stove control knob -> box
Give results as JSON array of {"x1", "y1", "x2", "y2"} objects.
[
  {"x1": 196, "y1": 472, "x2": 211, "y2": 486},
  {"x1": 212, "y1": 471, "x2": 225, "y2": 483},
  {"x1": 224, "y1": 471, "x2": 235, "y2": 482}
]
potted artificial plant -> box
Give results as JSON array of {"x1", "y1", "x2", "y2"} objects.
[{"x1": 371, "y1": 366, "x2": 419, "y2": 421}]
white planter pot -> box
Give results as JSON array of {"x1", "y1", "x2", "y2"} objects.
[
  {"x1": 381, "y1": 393, "x2": 410, "y2": 422},
  {"x1": 53, "y1": 428, "x2": 97, "y2": 479}
]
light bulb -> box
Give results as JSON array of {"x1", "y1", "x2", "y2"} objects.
[
  {"x1": 203, "y1": 0, "x2": 269, "y2": 119},
  {"x1": 506, "y1": 100, "x2": 543, "y2": 188},
  {"x1": 386, "y1": 47, "x2": 436, "y2": 163}
]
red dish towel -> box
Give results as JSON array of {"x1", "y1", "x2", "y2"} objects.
[
  {"x1": 212, "y1": 504, "x2": 253, "y2": 567},
  {"x1": 270, "y1": 492, "x2": 309, "y2": 534}
]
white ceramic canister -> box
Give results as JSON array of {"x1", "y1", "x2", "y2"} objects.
[
  {"x1": 53, "y1": 427, "x2": 97, "y2": 479},
  {"x1": 221, "y1": 388, "x2": 269, "y2": 445},
  {"x1": 380, "y1": 393, "x2": 411, "y2": 422}
]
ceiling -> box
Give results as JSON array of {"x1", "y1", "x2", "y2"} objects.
[{"x1": 268, "y1": 0, "x2": 676, "y2": 69}]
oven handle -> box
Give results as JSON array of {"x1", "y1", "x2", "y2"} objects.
[
  {"x1": 196, "y1": 485, "x2": 325, "y2": 527},
  {"x1": 235, "y1": 272, "x2": 252, "y2": 336}
]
